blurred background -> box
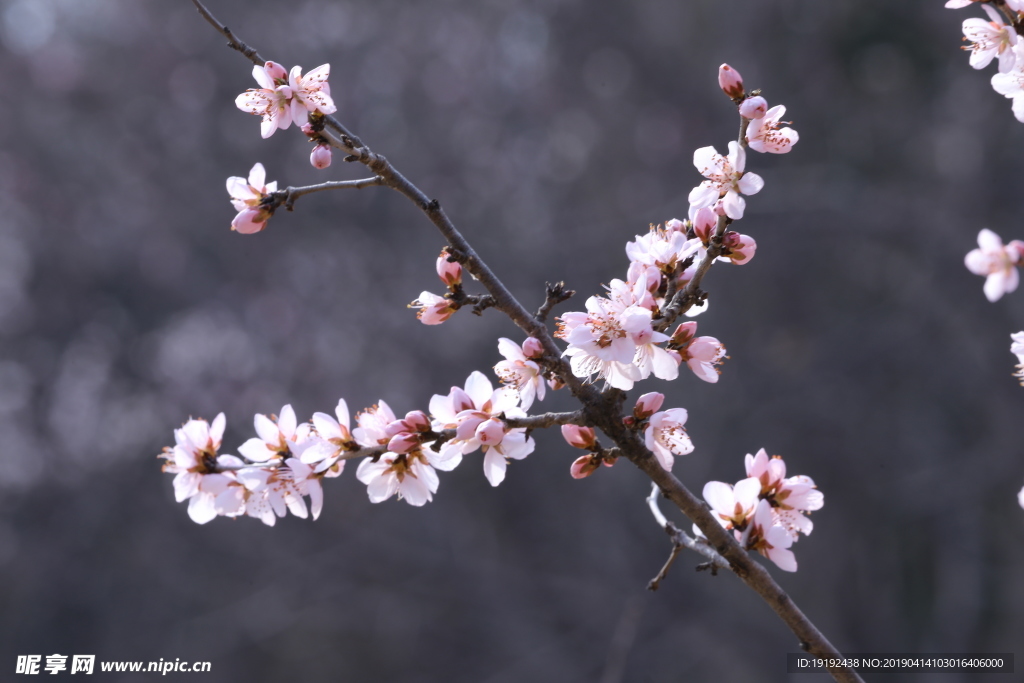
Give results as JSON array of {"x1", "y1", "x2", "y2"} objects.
[{"x1": 0, "y1": 0, "x2": 1022, "y2": 680}]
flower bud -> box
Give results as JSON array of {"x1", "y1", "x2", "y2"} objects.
[
  {"x1": 738, "y1": 95, "x2": 767, "y2": 119},
  {"x1": 570, "y1": 455, "x2": 600, "y2": 479},
  {"x1": 718, "y1": 64, "x2": 745, "y2": 99},
  {"x1": 264, "y1": 61, "x2": 287, "y2": 81},
  {"x1": 547, "y1": 375, "x2": 565, "y2": 391},
  {"x1": 310, "y1": 144, "x2": 332, "y2": 169},
  {"x1": 671, "y1": 321, "x2": 698, "y2": 347},
  {"x1": 402, "y1": 410, "x2": 432, "y2": 432},
  {"x1": 693, "y1": 207, "x2": 716, "y2": 245},
  {"x1": 387, "y1": 431, "x2": 419, "y2": 454},
  {"x1": 475, "y1": 418, "x2": 505, "y2": 446},
  {"x1": 436, "y1": 251, "x2": 463, "y2": 287},
  {"x1": 231, "y1": 207, "x2": 269, "y2": 234},
  {"x1": 561, "y1": 424, "x2": 598, "y2": 450},
  {"x1": 1009, "y1": 240, "x2": 1024, "y2": 265},
  {"x1": 522, "y1": 337, "x2": 545, "y2": 359},
  {"x1": 449, "y1": 387, "x2": 475, "y2": 414},
  {"x1": 634, "y1": 392, "x2": 665, "y2": 420},
  {"x1": 721, "y1": 231, "x2": 757, "y2": 265},
  {"x1": 300, "y1": 122, "x2": 315, "y2": 136}
]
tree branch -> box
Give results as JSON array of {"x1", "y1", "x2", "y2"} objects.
[{"x1": 263, "y1": 177, "x2": 385, "y2": 212}]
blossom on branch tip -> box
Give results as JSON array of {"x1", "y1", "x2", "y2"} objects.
[
  {"x1": 688, "y1": 142, "x2": 764, "y2": 220},
  {"x1": 227, "y1": 163, "x2": 277, "y2": 234},
  {"x1": 745, "y1": 105, "x2": 799, "y2": 154},
  {"x1": 964, "y1": 228, "x2": 1024, "y2": 301},
  {"x1": 718, "y1": 63, "x2": 744, "y2": 99}
]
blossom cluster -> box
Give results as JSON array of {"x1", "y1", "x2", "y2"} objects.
[
  {"x1": 235, "y1": 61, "x2": 336, "y2": 138},
  {"x1": 698, "y1": 449, "x2": 824, "y2": 572},
  {"x1": 160, "y1": 368, "x2": 541, "y2": 523},
  {"x1": 947, "y1": 0, "x2": 1024, "y2": 121}
]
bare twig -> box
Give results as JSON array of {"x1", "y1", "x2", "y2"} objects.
[
  {"x1": 264, "y1": 177, "x2": 385, "y2": 212},
  {"x1": 535, "y1": 281, "x2": 575, "y2": 322}
]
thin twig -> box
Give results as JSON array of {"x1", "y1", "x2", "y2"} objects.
[
  {"x1": 264, "y1": 177, "x2": 385, "y2": 212},
  {"x1": 535, "y1": 281, "x2": 575, "y2": 322}
]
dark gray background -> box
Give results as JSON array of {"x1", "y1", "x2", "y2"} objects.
[{"x1": 1, "y1": 0, "x2": 1022, "y2": 681}]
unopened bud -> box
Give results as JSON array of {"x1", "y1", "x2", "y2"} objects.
[
  {"x1": 634, "y1": 392, "x2": 665, "y2": 420},
  {"x1": 664, "y1": 218, "x2": 686, "y2": 233},
  {"x1": 475, "y1": 418, "x2": 505, "y2": 445},
  {"x1": 693, "y1": 207, "x2": 716, "y2": 244},
  {"x1": 402, "y1": 410, "x2": 432, "y2": 432},
  {"x1": 231, "y1": 207, "x2": 270, "y2": 234},
  {"x1": 570, "y1": 455, "x2": 601, "y2": 479},
  {"x1": 436, "y1": 251, "x2": 463, "y2": 287},
  {"x1": 310, "y1": 144, "x2": 332, "y2": 169},
  {"x1": 522, "y1": 337, "x2": 545, "y2": 359},
  {"x1": 718, "y1": 64, "x2": 745, "y2": 99},
  {"x1": 300, "y1": 122, "x2": 315, "y2": 136},
  {"x1": 671, "y1": 321, "x2": 698, "y2": 347},
  {"x1": 738, "y1": 95, "x2": 767, "y2": 119},
  {"x1": 561, "y1": 424, "x2": 598, "y2": 450},
  {"x1": 722, "y1": 231, "x2": 757, "y2": 265},
  {"x1": 449, "y1": 387, "x2": 475, "y2": 414},
  {"x1": 387, "y1": 432, "x2": 419, "y2": 454}
]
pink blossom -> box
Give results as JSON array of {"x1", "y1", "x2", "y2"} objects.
[
  {"x1": 703, "y1": 477, "x2": 762, "y2": 534},
  {"x1": 738, "y1": 95, "x2": 767, "y2": 119},
  {"x1": 720, "y1": 231, "x2": 757, "y2": 265},
  {"x1": 235, "y1": 61, "x2": 295, "y2": 138},
  {"x1": 1019, "y1": 484, "x2": 1024, "y2": 510},
  {"x1": 494, "y1": 337, "x2": 546, "y2": 410},
  {"x1": 962, "y1": 5, "x2": 1019, "y2": 73},
  {"x1": 964, "y1": 228, "x2": 1024, "y2": 302},
  {"x1": 644, "y1": 408, "x2": 694, "y2": 470},
  {"x1": 356, "y1": 449, "x2": 440, "y2": 506},
  {"x1": 288, "y1": 64, "x2": 337, "y2": 118},
  {"x1": 745, "y1": 105, "x2": 799, "y2": 154},
  {"x1": 238, "y1": 404, "x2": 299, "y2": 462},
  {"x1": 744, "y1": 448, "x2": 823, "y2": 540},
  {"x1": 303, "y1": 399, "x2": 355, "y2": 476},
  {"x1": 436, "y1": 251, "x2": 463, "y2": 287},
  {"x1": 626, "y1": 226, "x2": 702, "y2": 273},
  {"x1": 561, "y1": 424, "x2": 598, "y2": 450},
  {"x1": 718, "y1": 63, "x2": 745, "y2": 99},
  {"x1": 747, "y1": 499, "x2": 797, "y2": 572},
  {"x1": 634, "y1": 392, "x2": 664, "y2": 420},
  {"x1": 226, "y1": 163, "x2": 277, "y2": 234},
  {"x1": 409, "y1": 291, "x2": 457, "y2": 325},
  {"x1": 692, "y1": 207, "x2": 717, "y2": 245},
  {"x1": 688, "y1": 142, "x2": 764, "y2": 220},
  {"x1": 310, "y1": 144, "x2": 332, "y2": 169},
  {"x1": 353, "y1": 401, "x2": 398, "y2": 448},
  {"x1": 670, "y1": 322, "x2": 726, "y2": 383}
]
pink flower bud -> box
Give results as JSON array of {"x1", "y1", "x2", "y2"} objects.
[
  {"x1": 738, "y1": 95, "x2": 767, "y2": 119},
  {"x1": 300, "y1": 122, "x2": 315, "y2": 136},
  {"x1": 310, "y1": 144, "x2": 332, "y2": 169},
  {"x1": 693, "y1": 207, "x2": 717, "y2": 244},
  {"x1": 522, "y1": 337, "x2": 545, "y2": 359},
  {"x1": 384, "y1": 420, "x2": 408, "y2": 438},
  {"x1": 402, "y1": 410, "x2": 432, "y2": 432},
  {"x1": 387, "y1": 432, "x2": 419, "y2": 454},
  {"x1": 264, "y1": 61, "x2": 287, "y2": 81},
  {"x1": 671, "y1": 321, "x2": 698, "y2": 347},
  {"x1": 713, "y1": 198, "x2": 727, "y2": 216},
  {"x1": 475, "y1": 418, "x2": 505, "y2": 446},
  {"x1": 721, "y1": 232, "x2": 757, "y2": 265},
  {"x1": 547, "y1": 375, "x2": 565, "y2": 391},
  {"x1": 561, "y1": 424, "x2": 597, "y2": 450},
  {"x1": 634, "y1": 392, "x2": 665, "y2": 420},
  {"x1": 718, "y1": 64, "x2": 745, "y2": 99},
  {"x1": 231, "y1": 207, "x2": 269, "y2": 234},
  {"x1": 570, "y1": 455, "x2": 600, "y2": 479},
  {"x1": 436, "y1": 252, "x2": 463, "y2": 287},
  {"x1": 1009, "y1": 240, "x2": 1024, "y2": 265}
]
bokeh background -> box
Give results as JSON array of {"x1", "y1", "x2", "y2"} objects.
[{"x1": 1, "y1": 0, "x2": 1022, "y2": 680}]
